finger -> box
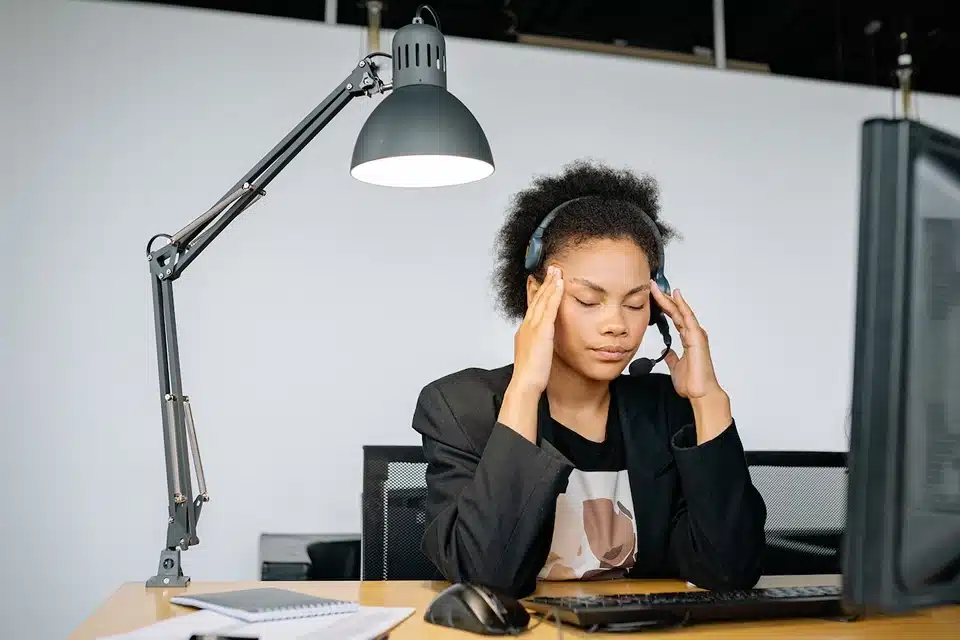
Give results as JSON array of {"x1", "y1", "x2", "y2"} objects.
[
  {"x1": 535, "y1": 266, "x2": 563, "y2": 326},
  {"x1": 650, "y1": 282, "x2": 685, "y2": 330},
  {"x1": 542, "y1": 270, "x2": 564, "y2": 324},
  {"x1": 533, "y1": 266, "x2": 563, "y2": 325},
  {"x1": 663, "y1": 349, "x2": 679, "y2": 373},
  {"x1": 672, "y1": 290, "x2": 701, "y2": 331},
  {"x1": 529, "y1": 267, "x2": 556, "y2": 324}
]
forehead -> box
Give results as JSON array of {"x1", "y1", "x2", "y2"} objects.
[{"x1": 555, "y1": 237, "x2": 652, "y2": 281}]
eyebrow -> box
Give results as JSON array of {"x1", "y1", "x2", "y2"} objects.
[{"x1": 570, "y1": 278, "x2": 650, "y2": 296}]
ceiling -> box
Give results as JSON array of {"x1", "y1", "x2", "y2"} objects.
[{"x1": 116, "y1": 0, "x2": 958, "y2": 98}]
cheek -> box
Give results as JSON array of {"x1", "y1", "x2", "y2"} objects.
[
  {"x1": 625, "y1": 309, "x2": 650, "y2": 344},
  {"x1": 631, "y1": 321, "x2": 648, "y2": 347},
  {"x1": 629, "y1": 311, "x2": 650, "y2": 334},
  {"x1": 554, "y1": 300, "x2": 589, "y2": 344}
]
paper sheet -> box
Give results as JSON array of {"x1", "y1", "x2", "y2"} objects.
[{"x1": 98, "y1": 606, "x2": 416, "y2": 640}]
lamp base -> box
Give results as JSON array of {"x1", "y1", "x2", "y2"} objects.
[{"x1": 147, "y1": 548, "x2": 191, "y2": 588}]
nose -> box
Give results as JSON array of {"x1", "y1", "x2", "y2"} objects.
[{"x1": 600, "y1": 305, "x2": 628, "y2": 337}]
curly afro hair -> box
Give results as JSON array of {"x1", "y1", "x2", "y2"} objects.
[{"x1": 492, "y1": 159, "x2": 679, "y2": 321}]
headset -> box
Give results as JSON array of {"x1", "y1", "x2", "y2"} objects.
[{"x1": 523, "y1": 195, "x2": 673, "y2": 375}]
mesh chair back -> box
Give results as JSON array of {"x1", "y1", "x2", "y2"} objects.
[
  {"x1": 746, "y1": 451, "x2": 848, "y2": 575},
  {"x1": 361, "y1": 445, "x2": 441, "y2": 580},
  {"x1": 360, "y1": 447, "x2": 848, "y2": 579}
]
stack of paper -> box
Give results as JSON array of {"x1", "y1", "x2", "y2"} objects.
[{"x1": 97, "y1": 605, "x2": 416, "y2": 640}]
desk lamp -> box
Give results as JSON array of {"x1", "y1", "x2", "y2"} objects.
[{"x1": 144, "y1": 4, "x2": 493, "y2": 587}]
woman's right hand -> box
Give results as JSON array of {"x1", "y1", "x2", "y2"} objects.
[
  {"x1": 511, "y1": 265, "x2": 564, "y2": 394},
  {"x1": 498, "y1": 266, "x2": 563, "y2": 442}
]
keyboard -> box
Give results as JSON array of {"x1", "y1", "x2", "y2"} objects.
[{"x1": 525, "y1": 585, "x2": 846, "y2": 630}]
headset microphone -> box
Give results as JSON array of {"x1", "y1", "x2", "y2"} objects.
[{"x1": 628, "y1": 315, "x2": 672, "y2": 376}]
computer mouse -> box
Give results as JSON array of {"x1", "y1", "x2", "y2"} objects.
[{"x1": 424, "y1": 582, "x2": 531, "y2": 635}]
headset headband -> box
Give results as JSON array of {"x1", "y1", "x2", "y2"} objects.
[{"x1": 524, "y1": 195, "x2": 666, "y2": 274}]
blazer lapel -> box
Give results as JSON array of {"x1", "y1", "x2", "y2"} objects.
[
  {"x1": 537, "y1": 392, "x2": 554, "y2": 447},
  {"x1": 614, "y1": 376, "x2": 675, "y2": 577}
]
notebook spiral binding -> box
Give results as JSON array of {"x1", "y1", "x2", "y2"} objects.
[{"x1": 253, "y1": 600, "x2": 357, "y2": 620}]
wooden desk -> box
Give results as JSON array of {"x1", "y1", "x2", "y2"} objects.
[{"x1": 70, "y1": 575, "x2": 960, "y2": 639}]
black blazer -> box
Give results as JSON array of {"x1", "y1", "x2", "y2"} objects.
[{"x1": 411, "y1": 364, "x2": 767, "y2": 598}]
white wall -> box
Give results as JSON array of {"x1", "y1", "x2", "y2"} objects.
[{"x1": 3, "y1": 0, "x2": 960, "y2": 637}]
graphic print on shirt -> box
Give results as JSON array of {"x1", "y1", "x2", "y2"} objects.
[{"x1": 538, "y1": 468, "x2": 637, "y2": 581}]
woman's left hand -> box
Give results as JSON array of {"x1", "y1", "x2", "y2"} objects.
[{"x1": 649, "y1": 284, "x2": 723, "y2": 400}]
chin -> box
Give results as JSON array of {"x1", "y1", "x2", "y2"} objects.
[{"x1": 578, "y1": 358, "x2": 630, "y2": 382}]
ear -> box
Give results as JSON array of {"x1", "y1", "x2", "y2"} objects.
[{"x1": 525, "y1": 273, "x2": 541, "y2": 308}]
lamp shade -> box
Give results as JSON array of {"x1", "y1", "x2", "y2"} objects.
[{"x1": 350, "y1": 18, "x2": 494, "y2": 188}]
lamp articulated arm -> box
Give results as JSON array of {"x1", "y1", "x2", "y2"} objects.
[
  {"x1": 145, "y1": 56, "x2": 390, "y2": 588},
  {"x1": 142, "y1": 3, "x2": 494, "y2": 588}
]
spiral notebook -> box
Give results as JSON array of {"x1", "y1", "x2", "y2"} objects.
[{"x1": 169, "y1": 587, "x2": 358, "y2": 622}]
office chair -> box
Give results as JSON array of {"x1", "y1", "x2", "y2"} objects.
[
  {"x1": 361, "y1": 445, "x2": 443, "y2": 580},
  {"x1": 746, "y1": 451, "x2": 848, "y2": 575},
  {"x1": 359, "y1": 446, "x2": 846, "y2": 579},
  {"x1": 306, "y1": 536, "x2": 361, "y2": 580},
  {"x1": 259, "y1": 532, "x2": 360, "y2": 581}
]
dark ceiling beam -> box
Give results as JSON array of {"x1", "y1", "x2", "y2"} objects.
[{"x1": 100, "y1": 0, "x2": 960, "y2": 97}]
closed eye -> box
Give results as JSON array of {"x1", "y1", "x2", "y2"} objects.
[{"x1": 574, "y1": 298, "x2": 646, "y2": 310}]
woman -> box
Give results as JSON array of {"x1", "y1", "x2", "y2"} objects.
[{"x1": 411, "y1": 160, "x2": 767, "y2": 598}]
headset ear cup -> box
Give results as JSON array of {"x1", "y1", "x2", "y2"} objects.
[
  {"x1": 650, "y1": 270, "x2": 670, "y2": 325},
  {"x1": 524, "y1": 238, "x2": 542, "y2": 272},
  {"x1": 649, "y1": 300, "x2": 662, "y2": 326}
]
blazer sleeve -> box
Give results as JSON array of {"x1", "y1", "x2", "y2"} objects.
[
  {"x1": 663, "y1": 388, "x2": 767, "y2": 590},
  {"x1": 413, "y1": 381, "x2": 574, "y2": 597}
]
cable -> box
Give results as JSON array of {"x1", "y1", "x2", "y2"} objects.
[
  {"x1": 415, "y1": 4, "x2": 442, "y2": 32},
  {"x1": 584, "y1": 611, "x2": 692, "y2": 633},
  {"x1": 363, "y1": 50, "x2": 392, "y2": 76},
  {"x1": 524, "y1": 607, "x2": 564, "y2": 638},
  {"x1": 146, "y1": 233, "x2": 172, "y2": 256}
]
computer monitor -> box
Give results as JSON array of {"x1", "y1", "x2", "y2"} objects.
[{"x1": 843, "y1": 118, "x2": 960, "y2": 614}]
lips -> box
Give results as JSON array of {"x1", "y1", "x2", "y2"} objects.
[{"x1": 592, "y1": 347, "x2": 629, "y2": 362}]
